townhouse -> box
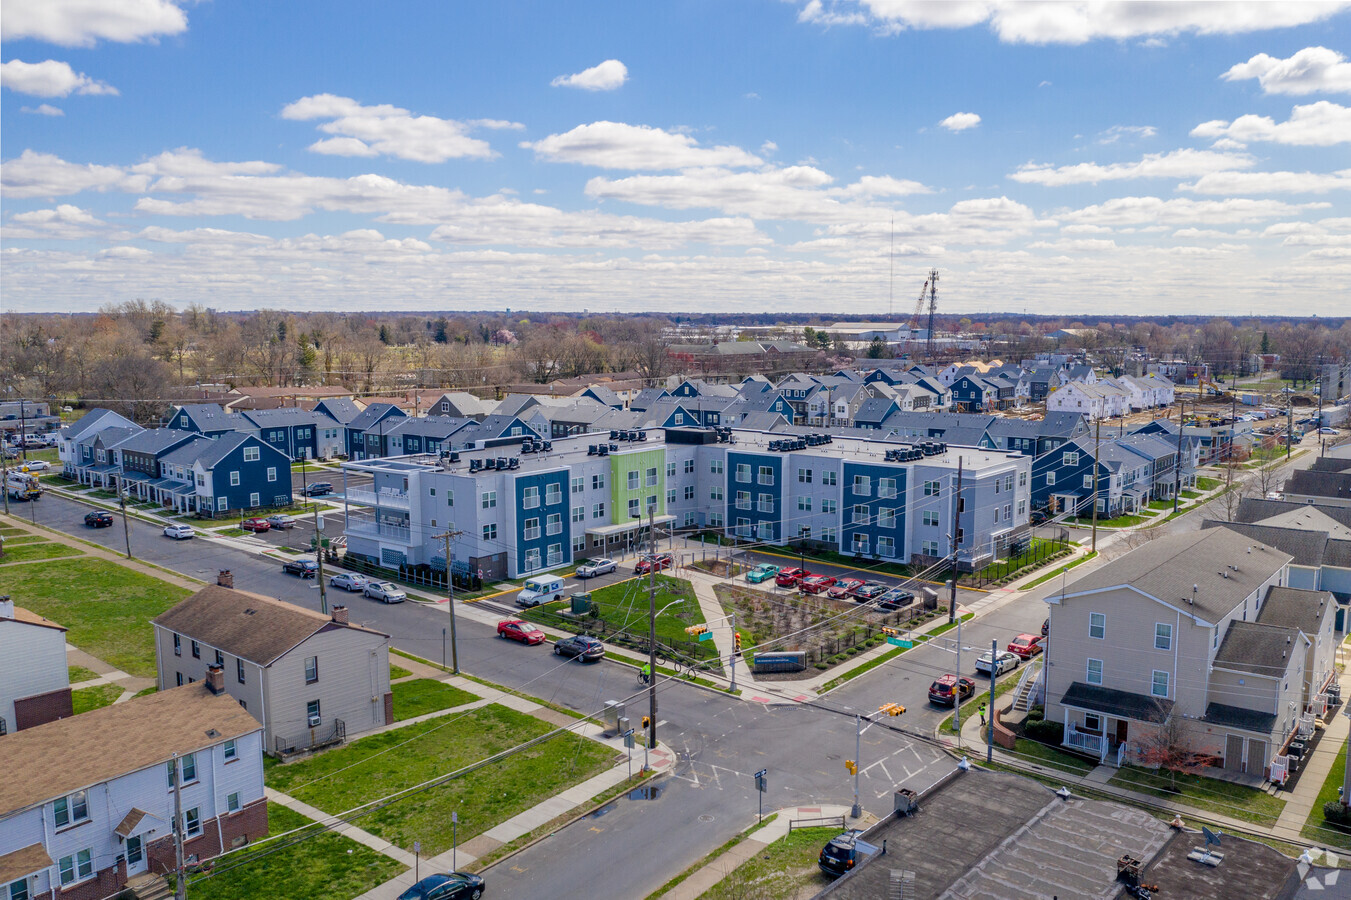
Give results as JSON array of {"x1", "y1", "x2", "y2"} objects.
[{"x1": 0, "y1": 598, "x2": 71, "y2": 734}]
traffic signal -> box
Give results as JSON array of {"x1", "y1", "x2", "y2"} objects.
[
  {"x1": 642, "y1": 716, "x2": 651, "y2": 729},
  {"x1": 881, "y1": 626, "x2": 900, "y2": 637},
  {"x1": 734, "y1": 632, "x2": 742, "y2": 652},
  {"x1": 879, "y1": 703, "x2": 906, "y2": 717},
  {"x1": 845, "y1": 760, "x2": 857, "y2": 775},
  {"x1": 685, "y1": 624, "x2": 709, "y2": 637}
]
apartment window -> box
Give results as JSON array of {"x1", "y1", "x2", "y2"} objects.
[
  {"x1": 182, "y1": 753, "x2": 197, "y2": 782},
  {"x1": 481, "y1": 491, "x2": 497, "y2": 509},
  {"x1": 711, "y1": 486, "x2": 724, "y2": 501},
  {"x1": 735, "y1": 463, "x2": 751, "y2": 483},
  {"x1": 58, "y1": 849, "x2": 93, "y2": 886},
  {"x1": 684, "y1": 511, "x2": 696, "y2": 527},
  {"x1": 823, "y1": 526, "x2": 838, "y2": 543},
  {"x1": 922, "y1": 539, "x2": 940, "y2": 555},
  {"x1": 1083, "y1": 475, "x2": 1094, "y2": 489},
  {"x1": 1089, "y1": 612, "x2": 1105, "y2": 639},
  {"x1": 267, "y1": 466, "x2": 277, "y2": 483},
  {"x1": 547, "y1": 543, "x2": 563, "y2": 566},
  {"x1": 546, "y1": 513, "x2": 562, "y2": 536},
  {"x1": 1155, "y1": 623, "x2": 1172, "y2": 651},
  {"x1": 229, "y1": 470, "x2": 240, "y2": 486},
  {"x1": 923, "y1": 510, "x2": 939, "y2": 526},
  {"x1": 525, "y1": 548, "x2": 542, "y2": 570},
  {"x1": 709, "y1": 512, "x2": 724, "y2": 528},
  {"x1": 684, "y1": 459, "x2": 695, "y2": 474},
  {"x1": 53, "y1": 791, "x2": 89, "y2": 828},
  {"x1": 853, "y1": 475, "x2": 871, "y2": 495},
  {"x1": 993, "y1": 506, "x2": 1001, "y2": 523},
  {"x1": 667, "y1": 462, "x2": 677, "y2": 478},
  {"x1": 243, "y1": 446, "x2": 260, "y2": 462},
  {"x1": 1019, "y1": 471, "x2": 1027, "y2": 486},
  {"x1": 627, "y1": 470, "x2": 640, "y2": 490},
  {"x1": 758, "y1": 466, "x2": 774, "y2": 486},
  {"x1": 572, "y1": 535, "x2": 586, "y2": 554},
  {"x1": 822, "y1": 471, "x2": 837, "y2": 486},
  {"x1": 548, "y1": 484, "x2": 565, "y2": 505},
  {"x1": 522, "y1": 517, "x2": 540, "y2": 541},
  {"x1": 304, "y1": 656, "x2": 318, "y2": 684},
  {"x1": 877, "y1": 536, "x2": 895, "y2": 558},
  {"x1": 1151, "y1": 670, "x2": 1169, "y2": 698},
  {"x1": 798, "y1": 467, "x2": 813, "y2": 483},
  {"x1": 667, "y1": 489, "x2": 677, "y2": 505},
  {"x1": 1004, "y1": 504, "x2": 1012, "y2": 520},
  {"x1": 592, "y1": 473, "x2": 606, "y2": 490},
  {"x1": 711, "y1": 460, "x2": 724, "y2": 475},
  {"x1": 628, "y1": 498, "x2": 641, "y2": 517},
  {"x1": 523, "y1": 486, "x2": 540, "y2": 509},
  {"x1": 1086, "y1": 658, "x2": 1103, "y2": 685},
  {"x1": 1046, "y1": 471, "x2": 1056, "y2": 485},
  {"x1": 249, "y1": 491, "x2": 260, "y2": 508},
  {"x1": 227, "y1": 792, "x2": 241, "y2": 813},
  {"x1": 822, "y1": 498, "x2": 837, "y2": 514},
  {"x1": 852, "y1": 534, "x2": 869, "y2": 554},
  {"x1": 1084, "y1": 714, "x2": 1102, "y2": 733},
  {"x1": 307, "y1": 699, "x2": 321, "y2": 721},
  {"x1": 572, "y1": 505, "x2": 585, "y2": 523},
  {"x1": 1017, "y1": 499, "x2": 1026, "y2": 516},
  {"x1": 684, "y1": 485, "x2": 695, "y2": 500},
  {"x1": 593, "y1": 503, "x2": 606, "y2": 518},
  {"x1": 853, "y1": 504, "x2": 870, "y2": 525},
  {"x1": 878, "y1": 477, "x2": 897, "y2": 499},
  {"x1": 1063, "y1": 451, "x2": 1079, "y2": 466},
  {"x1": 191, "y1": 640, "x2": 200, "y2": 659},
  {"x1": 571, "y1": 476, "x2": 585, "y2": 494},
  {"x1": 185, "y1": 807, "x2": 202, "y2": 837},
  {"x1": 798, "y1": 496, "x2": 812, "y2": 512},
  {"x1": 923, "y1": 480, "x2": 941, "y2": 496},
  {"x1": 176, "y1": 672, "x2": 184, "y2": 686},
  {"x1": 212, "y1": 648, "x2": 223, "y2": 667},
  {"x1": 736, "y1": 490, "x2": 751, "y2": 510},
  {"x1": 757, "y1": 495, "x2": 775, "y2": 514},
  {"x1": 224, "y1": 739, "x2": 237, "y2": 760},
  {"x1": 173, "y1": 634, "x2": 181, "y2": 656},
  {"x1": 879, "y1": 508, "x2": 896, "y2": 528},
  {"x1": 483, "y1": 523, "x2": 498, "y2": 541},
  {"x1": 994, "y1": 478, "x2": 1001, "y2": 495}
]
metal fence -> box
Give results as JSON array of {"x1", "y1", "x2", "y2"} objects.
[
  {"x1": 274, "y1": 718, "x2": 345, "y2": 759},
  {"x1": 962, "y1": 536, "x2": 1071, "y2": 588},
  {"x1": 340, "y1": 554, "x2": 483, "y2": 592},
  {"x1": 789, "y1": 815, "x2": 846, "y2": 835}
]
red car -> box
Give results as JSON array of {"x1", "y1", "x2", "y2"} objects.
[
  {"x1": 1007, "y1": 633, "x2": 1045, "y2": 660},
  {"x1": 827, "y1": 578, "x2": 865, "y2": 600},
  {"x1": 775, "y1": 567, "x2": 811, "y2": 588},
  {"x1": 928, "y1": 674, "x2": 976, "y2": 706},
  {"x1": 241, "y1": 517, "x2": 271, "y2": 532},
  {"x1": 497, "y1": 619, "x2": 545, "y2": 645},
  {"x1": 799, "y1": 575, "x2": 837, "y2": 595},
  {"x1": 635, "y1": 553, "x2": 674, "y2": 575}
]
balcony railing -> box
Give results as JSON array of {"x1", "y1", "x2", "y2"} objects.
[
  {"x1": 346, "y1": 520, "x2": 413, "y2": 542},
  {"x1": 1064, "y1": 724, "x2": 1105, "y2": 759},
  {"x1": 346, "y1": 488, "x2": 410, "y2": 509},
  {"x1": 524, "y1": 527, "x2": 541, "y2": 541}
]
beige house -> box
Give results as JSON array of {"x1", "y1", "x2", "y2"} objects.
[
  {"x1": 1045, "y1": 529, "x2": 1337, "y2": 779},
  {"x1": 152, "y1": 586, "x2": 393, "y2": 756},
  {"x1": 0, "y1": 598, "x2": 71, "y2": 733}
]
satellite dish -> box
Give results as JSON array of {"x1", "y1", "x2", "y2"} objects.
[{"x1": 1202, "y1": 826, "x2": 1223, "y2": 846}]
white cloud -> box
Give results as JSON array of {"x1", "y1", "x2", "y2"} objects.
[
  {"x1": 21, "y1": 104, "x2": 64, "y2": 116},
  {"x1": 281, "y1": 94, "x2": 514, "y2": 162},
  {"x1": 1223, "y1": 46, "x2": 1351, "y2": 95},
  {"x1": 1208, "y1": 137, "x2": 1248, "y2": 151},
  {"x1": 1, "y1": 149, "x2": 148, "y2": 198},
  {"x1": 1097, "y1": 124, "x2": 1156, "y2": 144},
  {"x1": 1191, "y1": 101, "x2": 1351, "y2": 146},
  {"x1": 10, "y1": 204, "x2": 101, "y2": 226},
  {"x1": 1061, "y1": 196, "x2": 1330, "y2": 226},
  {"x1": 1011, "y1": 148, "x2": 1252, "y2": 186},
  {"x1": 1, "y1": 59, "x2": 117, "y2": 97},
  {"x1": 522, "y1": 122, "x2": 763, "y2": 170},
  {"x1": 1180, "y1": 169, "x2": 1351, "y2": 195},
  {"x1": 939, "y1": 112, "x2": 981, "y2": 132},
  {"x1": 760, "y1": 140, "x2": 778, "y2": 155},
  {"x1": 831, "y1": 174, "x2": 932, "y2": 198},
  {"x1": 550, "y1": 59, "x2": 628, "y2": 91},
  {"x1": 797, "y1": 1, "x2": 1351, "y2": 44},
  {"x1": 2, "y1": 0, "x2": 188, "y2": 47}
]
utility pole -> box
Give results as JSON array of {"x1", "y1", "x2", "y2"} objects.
[
  {"x1": 953, "y1": 613, "x2": 963, "y2": 746},
  {"x1": 987, "y1": 638, "x2": 998, "y2": 764},
  {"x1": 172, "y1": 752, "x2": 186, "y2": 900},
  {"x1": 1172, "y1": 399, "x2": 1185, "y2": 514},
  {"x1": 948, "y1": 456, "x2": 962, "y2": 624},
  {"x1": 432, "y1": 529, "x2": 465, "y2": 674},
  {"x1": 1287, "y1": 396, "x2": 1294, "y2": 461},
  {"x1": 314, "y1": 505, "x2": 328, "y2": 615},
  {"x1": 645, "y1": 503, "x2": 658, "y2": 760},
  {"x1": 851, "y1": 713, "x2": 862, "y2": 819},
  {"x1": 18, "y1": 399, "x2": 28, "y2": 465},
  {"x1": 1091, "y1": 417, "x2": 1101, "y2": 553},
  {"x1": 119, "y1": 483, "x2": 133, "y2": 560}
]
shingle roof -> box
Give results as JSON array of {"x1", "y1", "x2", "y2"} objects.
[
  {"x1": 1061, "y1": 681, "x2": 1173, "y2": 723},
  {"x1": 316, "y1": 397, "x2": 363, "y2": 424},
  {"x1": 61, "y1": 407, "x2": 136, "y2": 442},
  {"x1": 1203, "y1": 702, "x2": 1277, "y2": 734},
  {"x1": 1254, "y1": 506, "x2": 1351, "y2": 540},
  {"x1": 385, "y1": 415, "x2": 472, "y2": 440},
  {"x1": 0, "y1": 844, "x2": 53, "y2": 884},
  {"x1": 347, "y1": 402, "x2": 405, "y2": 432},
  {"x1": 191, "y1": 432, "x2": 257, "y2": 469},
  {"x1": 1065, "y1": 529, "x2": 1293, "y2": 623},
  {"x1": 1235, "y1": 498, "x2": 1351, "y2": 529},
  {"x1": 1285, "y1": 470, "x2": 1351, "y2": 501},
  {"x1": 1213, "y1": 620, "x2": 1303, "y2": 678},
  {"x1": 0, "y1": 682, "x2": 261, "y2": 815},
  {"x1": 242, "y1": 407, "x2": 336, "y2": 429},
  {"x1": 1202, "y1": 521, "x2": 1331, "y2": 567},
  {"x1": 113, "y1": 428, "x2": 198, "y2": 456},
  {"x1": 1256, "y1": 585, "x2": 1335, "y2": 635},
  {"x1": 152, "y1": 585, "x2": 385, "y2": 665},
  {"x1": 158, "y1": 434, "x2": 219, "y2": 468}
]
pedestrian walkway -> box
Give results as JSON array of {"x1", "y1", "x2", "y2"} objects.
[{"x1": 1273, "y1": 679, "x2": 1351, "y2": 837}]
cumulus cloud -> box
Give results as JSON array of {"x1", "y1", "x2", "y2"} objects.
[
  {"x1": 1180, "y1": 169, "x2": 1351, "y2": 195},
  {"x1": 21, "y1": 104, "x2": 64, "y2": 116},
  {"x1": 939, "y1": 112, "x2": 981, "y2": 132},
  {"x1": 550, "y1": 59, "x2": 628, "y2": 91},
  {"x1": 1223, "y1": 46, "x2": 1351, "y2": 95},
  {"x1": 1011, "y1": 149, "x2": 1252, "y2": 186},
  {"x1": 797, "y1": 1, "x2": 1351, "y2": 44},
  {"x1": 522, "y1": 122, "x2": 763, "y2": 170},
  {"x1": 1, "y1": 149, "x2": 148, "y2": 198},
  {"x1": 2, "y1": 0, "x2": 188, "y2": 47},
  {"x1": 281, "y1": 94, "x2": 517, "y2": 162},
  {"x1": 1061, "y1": 196, "x2": 1330, "y2": 226},
  {"x1": 1097, "y1": 125, "x2": 1156, "y2": 144},
  {"x1": 1, "y1": 59, "x2": 117, "y2": 97},
  {"x1": 1191, "y1": 101, "x2": 1351, "y2": 146}
]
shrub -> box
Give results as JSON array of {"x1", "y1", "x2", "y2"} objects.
[
  {"x1": 1023, "y1": 718, "x2": 1064, "y2": 744},
  {"x1": 815, "y1": 662, "x2": 829, "y2": 670},
  {"x1": 1325, "y1": 801, "x2": 1351, "y2": 828}
]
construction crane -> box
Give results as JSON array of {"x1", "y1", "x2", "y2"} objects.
[{"x1": 899, "y1": 275, "x2": 929, "y2": 356}]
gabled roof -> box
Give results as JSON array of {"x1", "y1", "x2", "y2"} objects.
[
  {"x1": 1235, "y1": 498, "x2": 1351, "y2": 530},
  {"x1": 5, "y1": 606, "x2": 66, "y2": 633},
  {"x1": 853, "y1": 397, "x2": 899, "y2": 424},
  {"x1": 86, "y1": 425, "x2": 142, "y2": 450},
  {"x1": 1285, "y1": 470, "x2": 1351, "y2": 501},
  {"x1": 174, "y1": 403, "x2": 252, "y2": 431},
  {"x1": 112, "y1": 428, "x2": 198, "y2": 456},
  {"x1": 315, "y1": 397, "x2": 363, "y2": 424},
  {"x1": 192, "y1": 432, "x2": 264, "y2": 469},
  {"x1": 384, "y1": 415, "x2": 473, "y2": 440},
  {"x1": 347, "y1": 402, "x2": 406, "y2": 432},
  {"x1": 62, "y1": 407, "x2": 137, "y2": 442},
  {"x1": 1213, "y1": 620, "x2": 1304, "y2": 678},
  {"x1": 493, "y1": 394, "x2": 542, "y2": 418},
  {"x1": 1203, "y1": 521, "x2": 1331, "y2": 567},
  {"x1": 431, "y1": 391, "x2": 495, "y2": 418},
  {"x1": 242, "y1": 407, "x2": 337, "y2": 429},
  {"x1": 1256, "y1": 585, "x2": 1335, "y2": 635},
  {"x1": 579, "y1": 385, "x2": 623, "y2": 407},
  {"x1": 157, "y1": 434, "x2": 219, "y2": 468}
]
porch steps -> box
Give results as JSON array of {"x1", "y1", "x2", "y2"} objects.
[
  {"x1": 125, "y1": 874, "x2": 173, "y2": 900},
  {"x1": 1012, "y1": 660, "x2": 1043, "y2": 712}
]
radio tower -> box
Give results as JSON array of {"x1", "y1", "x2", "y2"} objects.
[{"x1": 924, "y1": 268, "x2": 939, "y2": 361}]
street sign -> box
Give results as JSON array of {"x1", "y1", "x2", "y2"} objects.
[
  {"x1": 623, "y1": 728, "x2": 635, "y2": 749},
  {"x1": 754, "y1": 768, "x2": 767, "y2": 792},
  {"x1": 413, "y1": 841, "x2": 421, "y2": 853},
  {"x1": 887, "y1": 637, "x2": 913, "y2": 648},
  {"x1": 698, "y1": 630, "x2": 713, "y2": 642}
]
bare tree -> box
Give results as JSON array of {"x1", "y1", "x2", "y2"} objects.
[{"x1": 1131, "y1": 709, "x2": 1221, "y2": 788}]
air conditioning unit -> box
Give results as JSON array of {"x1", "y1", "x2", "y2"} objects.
[{"x1": 308, "y1": 714, "x2": 322, "y2": 728}]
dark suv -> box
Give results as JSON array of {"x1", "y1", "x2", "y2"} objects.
[
  {"x1": 84, "y1": 510, "x2": 114, "y2": 528},
  {"x1": 819, "y1": 830, "x2": 866, "y2": 877},
  {"x1": 928, "y1": 674, "x2": 975, "y2": 706},
  {"x1": 282, "y1": 558, "x2": 319, "y2": 578}
]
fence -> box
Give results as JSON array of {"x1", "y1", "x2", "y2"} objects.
[
  {"x1": 340, "y1": 553, "x2": 483, "y2": 593},
  {"x1": 789, "y1": 815, "x2": 846, "y2": 835},
  {"x1": 274, "y1": 718, "x2": 345, "y2": 759},
  {"x1": 962, "y1": 536, "x2": 1072, "y2": 588}
]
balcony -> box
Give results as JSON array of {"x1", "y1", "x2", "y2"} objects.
[
  {"x1": 346, "y1": 488, "x2": 410, "y2": 510},
  {"x1": 346, "y1": 520, "x2": 414, "y2": 542},
  {"x1": 524, "y1": 527, "x2": 541, "y2": 541}
]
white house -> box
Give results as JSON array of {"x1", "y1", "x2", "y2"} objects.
[{"x1": 0, "y1": 598, "x2": 71, "y2": 733}]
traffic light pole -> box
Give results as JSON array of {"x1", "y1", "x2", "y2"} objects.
[
  {"x1": 851, "y1": 714, "x2": 863, "y2": 819},
  {"x1": 987, "y1": 638, "x2": 997, "y2": 763}
]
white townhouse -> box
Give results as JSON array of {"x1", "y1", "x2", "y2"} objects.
[{"x1": 0, "y1": 598, "x2": 71, "y2": 734}]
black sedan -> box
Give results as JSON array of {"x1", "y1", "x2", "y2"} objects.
[
  {"x1": 303, "y1": 482, "x2": 334, "y2": 496},
  {"x1": 397, "y1": 872, "x2": 484, "y2": 900},
  {"x1": 553, "y1": 635, "x2": 605, "y2": 662},
  {"x1": 84, "y1": 510, "x2": 114, "y2": 527}
]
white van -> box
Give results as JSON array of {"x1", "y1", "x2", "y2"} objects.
[{"x1": 516, "y1": 574, "x2": 566, "y2": 608}]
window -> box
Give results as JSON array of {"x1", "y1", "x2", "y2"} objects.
[
  {"x1": 853, "y1": 504, "x2": 869, "y2": 524},
  {"x1": 736, "y1": 490, "x2": 751, "y2": 510},
  {"x1": 758, "y1": 466, "x2": 774, "y2": 485},
  {"x1": 878, "y1": 508, "x2": 896, "y2": 528},
  {"x1": 266, "y1": 466, "x2": 277, "y2": 483},
  {"x1": 685, "y1": 511, "x2": 696, "y2": 527},
  {"x1": 572, "y1": 505, "x2": 585, "y2": 523},
  {"x1": 227, "y1": 792, "x2": 241, "y2": 813},
  {"x1": 822, "y1": 498, "x2": 837, "y2": 514},
  {"x1": 1063, "y1": 451, "x2": 1079, "y2": 466},
  {"x1": 571, "y1": 476, "x2": 584, "y2": 495},
  {"x1": 1089, "y1": 612, "x2": 1105, "y2": 639},
  {"x1": 877, "y1": 536, "x2": 895, "y2": 557},
  {"x1": 592, "y1": 473, "x2": 606, "y2": 490},
  {"x1": 523, "y1": 486, "x2": 540, "y2": 509},
  {"x1": 735, "y1": 463, "x2": 751, "y2": 483},
  {"x1": 1084, "y1": 714, "x2": 1102, "y2": 733},
  {"x1": 53, "y1": 791, "x2": 89, "y2": 828},
  {"x1": 798, "y1": 496, "x2": 812, "y2": 512},
  {"x1": 304, "y1": 655, "x2": 318, "y2": 684},
  {"x1": 1086, "y1": 658, "x2": 1103, "y2": 685},
  {"x1": 684, "y1": 485, "x2": 695, "y2": 500},
  {"x1": 191, "y1": 640, "x2": 200, "y2": 659},
  {"x1": 667, "y1": 489, "x2": 677, "y2": 505},
  {"x1": 217, "y1": 496, "x2": 228, "y2": 511},
  {"x1": 592, "y1": 502, "x2": 605, "y2": 519},
  {"x1": 524, "y1": 517, "x2": 540, "y2": 540},
  {"x1": 182, "y1": 753, "x2": 197, "y2": 782},
  {"x1": 243, "y1": 446, "x2": 260, "y2": 462},
  {"x1": 1017, "y1": 499, "x2": 1026, "y2": 516},
  {"x1": 923, "y1": 510, "x2": 939, "y2": 526},
  {"x1": 176, "y1": 672, "x2": 184, "y2": 686},
  {"x1": 1019, "y1": 470, "x2": 1027, "y2": 487},
  {"x1": 1151, "y1": 670, "x2": 1169, "y2": 698},
  {"x1": 249, "y1": 491, "x2": 260, "y2": 507},
  {"x1": 546, "y1": 513, "x2": 562, "y2": 536},
  {"x1": 684, "y1": 459, "x2": 695, "y2": 474},
  {"x1": 1083, "y1": 475, "x2": 1094, "y2": 489},
  {"x1": 483, "y1": 523, "x2": 497, "y2": 541},
  {"x1": 185, "y1": 807, "x2": 202, "y2": 837},
  {"x1": 757, "y1": 495, "x2": 774, "y2": 514},
  {"x1": 224, "y1": 739, "x2": 237, "y2": 760},
  {"x1": 572, "y1": 535, "x2": 587, "y2": 554},
  {"x1": 852, "y1": 534, "x2": 869, "y2": 554},
  {"x1": 1004, "y1": 504, "x2": 1012, "y2": 520},
  {"x1": 229, "y1": 470, "x2": 240, "y2": 486},
  {"x1": 481, "y1": 491, "x2": 496, "y2": 509},
  {"x1": 994, "y1": 478, "x2": 1001, "y2": 495},
  {"x1": 58, "y1": 849, "x2": 93, "y2": 886},
  {"x1": 822, "y1": 526, "x2": 837, "y2": 543},
  {"x1": 709, "y1": 512, "x2": 724, "y2": 527},
  {"x1": 628, "y1": 498, "x2": 641, "y2": 517},
  {"x1": 525, "y1": 548, "x2": 542, "y2": 569},
  {"x1": 174, "y1": 634, "x2": 181, "y2": 656},
  {"x1": 798, "y1": 467, "x2": 812, "y2": 483},
  {"x1": 922, "y1": 539, "x2": 940, "y2": 555},
  {"x1": 214, "y1": 649, "x2": 224, "y2": 667},
  {"x1": 822, "y1": 470, "x2": 837, "y2": 486},
  {"x1": 878, "y1": 477, "x2": 897, "y2": 499},
  {"x1": 1046, "y1": 471, "x2": 1056, "y2": 485},
  {"x1": 1155, "y1": 623, "x2": 1172, "y2": 651},
  {"x1": 307, "y1": 699, "x2": 321, "y2": 721},
  {"x1": 627, "y1": 470, "x2": 640, "y2": 490},
  {"x1": 923, "y1": 480, "x2": 941, "y2": 496},
  {"x1": 993, "y1": 506, "x2": 1001, "y2": 523},
  {"x1": 667, "y1": 462, "x2": 677, "y2": 479},
  {"x1": 547, "y1": 543, "x2": 563, "y2": 566},
  {"x1": 710, "y1": 486, "x2": 723, "y2": 501},
  {"x1": 853, "y1": 475, "x2": 871, "y2": 495},
  {"x1": 711, "y1": 459, "x2": 724, "y2": 475}
]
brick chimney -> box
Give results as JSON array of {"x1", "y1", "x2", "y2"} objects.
[
  {"x1": 331, "y1": 605, "x2": 349, "y2": 625},
  {"x1": 206, "y1": 664, "x2": 225, "y2": 695},
  {"x1": 217, "y1": 570, "x2": 234, "y2": 588}
]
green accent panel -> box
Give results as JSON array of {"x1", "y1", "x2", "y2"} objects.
[{"x1": 609, "y1": 448, "x2": 667, "y2": 523}]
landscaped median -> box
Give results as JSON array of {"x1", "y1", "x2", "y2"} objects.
[{"x1": 819, "y1": 612, "x2": 975, "y2": 693}]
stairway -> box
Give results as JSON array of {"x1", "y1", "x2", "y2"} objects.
[
  {"x1": 1012, "y1": 660, "x2": 1044, "y2": 712},
  {"x1": 125, "y1": 874, "x2": 173, "y2": 900}
]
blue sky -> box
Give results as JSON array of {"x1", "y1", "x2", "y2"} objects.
[{"x1": 3, "y1": 1, "x2": 1350, "y2": 316}]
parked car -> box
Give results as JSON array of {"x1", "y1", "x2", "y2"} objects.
[
  {"x1": 266, "y1": 514, "x2": 297, "y2": 529},
  {"x1": 818, "y1": 830, "x2": 867, "y2": 877},
  {"x1": 497, "y1": 619, "x2": 545, "y2": 645},
  {"x1": 1041, "y1": 617, "x2": 1049, "y2": 637},
  {"x1": 397, "y1": 872, "x2": 485, "y2": 900},
  {"x1": 928, "y1": 674, "x2": 976, "y2": 706},
  {"x1": 1007, "y1": 633, "x2": 1045, "y2": 660},
  {"x1": 1320, "y1": 427, "x2": 1338, "y2": 435},
  {"x1": 851, "y1": 582, "x2": 888, "y2": 603},
  {"x1": 774, "y1": 567, "x2": 811, "y2": 588},
  {"x1": 975, "y1": 649, "x2": 1020, "y2": 677},
  {"x1": 282, "y1": 558, "x2": 319, "y2": 578},
  {"x1": 799, "y1": 575, "x2": 837, "y2": 595},
  {"x1": 19, "y1": 460, "x2": 50, "y2": 472},
  {"x1": 1030, "y1": 510, "x2": 1049, "y2": 526},
  {"x1": 364, "y1": 581, "x2": 407, "y2": 603},
  {"x1": 163, "y1": 523, "x2": 195, "y2": 540},
  {"x1": 876, "y1": 589, "x2": 915, "y2": 611},
  {"x1": 330, "y1": 572, "x2": 369, "y2": 592},
  {"x1": 303, "y1": 481, "x2": 334, "y2": 496},
  {"x1": 553, "y1": 634, "x2": 604, "y2": 661},
  {"x1": 241, "y1": 517, "x2": 271, "y2": 532},
  {"x1": 575, "y1": 557, "x2": 617, "y2": 578},
  {"x1": 745, "y1": 563, "x2": 780, "y2": 584},
  {"x1": 827, "y1": 578, "x2": 865, "y2": 599},
  {"x1": 84, "y1": 510, "x2": 114, "y2": 528},
  {"x1": 635, "y1": 553, "x2": 673, "y2": 575}
]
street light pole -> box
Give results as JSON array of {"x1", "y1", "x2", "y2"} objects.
[
  {"x1": 852, "y1": 713, "x2": 862, "y2": 819},
  {"x1": 314, "y1": 505, "x2": 328, "y2": 615},
  {"x1": 119, "y1": 484, "x2": 133, "y2": 560},
  {"x1": 987, "y1": 638, "x2": 998, "y2": 764},
  {"x1": 646, "y1": 504, "x2": 658, "y2": 758},
  {"x1": 948, "y1": 458, "x2": 962, "y2": 624},
  {"x1": 433, "y1": 529, "x2": 464, "y2": 674}
]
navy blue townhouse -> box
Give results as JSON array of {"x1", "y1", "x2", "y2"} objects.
[
  {"x1": 174, "y1": 432, "x2": 294, "y2": 516},
  {"x1": 345, "y1": 403, "x2": 407, "y2": 460},
  {"x1": 111, "y1": 428, "x2": 202, "y2": 505},
  {"x1": 951, "y1": 375, "x2": 1008, "y2": 412},
  {"x1": 985, "y1": 412, "x2": 1088, "y2": 457},
  {"x1": 165, "y1": 403, "x2": 253, "y2": 437},
  {"x1": 242, "y1": 407, "x2": 344, "y2": 461},
  {"x1": 383, "y1": 415, "x2": 473, "y2": 456}
]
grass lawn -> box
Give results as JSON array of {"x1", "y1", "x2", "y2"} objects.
[
  {"x1": 1021, "y1": 552, "x2": 1097, "y2": 590},
  {"x1": 0, "y1": 540, "x2": 85, "y2": 564},
  {"x1": 215, "y1": 527, "x2": 248, "y2": 537},
  {"x1": 1008, "y1": 737, "x2": 1096, "y2": 775},
  {"x1": 0, "y1": 557, "x2": 189, "y2": 677},
  {"x1": 265, "y1": 704, "x2": 617, "y2": 855},
  {"x1": 1196, "y1": 476, "x2": 1223, "y2": 492},
  {"x1": 1181, "y1": 489, "x2": 1201, "y2": 499},
  {"x1": 0, "y1": 533, "x2": 44, "y2": 544},
  {"x1": 188, "y1": 802, "x2": 405, "y2": 900},
  {"x1": 391, "y1": 678, "x2": 479, "y2": 721},
  {"x1": 133, "y1": 687, "x2": 157, "y2": 698},
  {"x1": 968, "y1": 538, "x2": 1070, "y2": 584},
  {"x1": 71, "y1": 684, "x2": 124, "y2": 714},
  {"x1": 68, "y1": 665, "x2": 100, "y2": 683},
  {"x1": 1108, "y1": 765, "x2": 1285, "y2": 827},
  {"x1": 523, "y1": 574, "x2": 708, "y2": 652},
  {"x1": 1070, "y1": 512, "x2": 1155, "y2": 528},
  {"x1": 390, "y1": 662, "x2": 413, "y2": 680},
  {"x1": 1302, "y1": 742, "x2": 1351, "y2": 849},
  {"x1": 698, "y1": 827, "x2": 839, "y2": 900}
]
